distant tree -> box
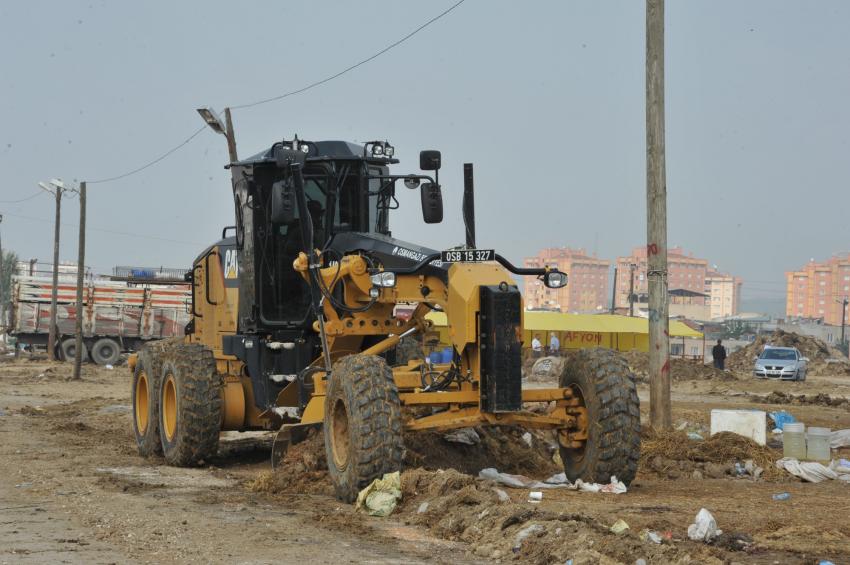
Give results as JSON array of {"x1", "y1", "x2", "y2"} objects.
[
  {"x1": 722, "y1": 319, "x2": 753, "y2": 340},
  {"x1": 1, "y1": 249, "x2": 18, "y2": 305}
]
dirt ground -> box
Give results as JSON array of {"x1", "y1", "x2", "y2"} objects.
[{"x1": 2, "y1": 355, "x2": 850, "y2": 564}]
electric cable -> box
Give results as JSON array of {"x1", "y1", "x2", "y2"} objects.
[
  {"x1": 0, "y1": 192, "x2": 45, "y2": 204},
  {"x1": 230, "y1": 0, "x2": 466, "y2": 111},
  {"x1": 86, "y1": 125, "x2": 208, "y2": 185}
]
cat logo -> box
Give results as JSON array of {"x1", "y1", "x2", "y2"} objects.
[{"x1": 224, "y1": 249, "x2": 239, "y2": 279}]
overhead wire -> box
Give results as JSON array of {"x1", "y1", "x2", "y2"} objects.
[
  {"x1": 86, "y1": 125, "x2": 208, "y2": 185},
  {"x1": 1, "y1": 211, "x2": 204, "y2": 247},
  {"x1": 78, "y1": 0, "x2": 466, "y2": 187},
  {"x1": 229, "y1": 0, "x2": 466, "y2": 110},
  {"x1": 0, "y1": 192, "x2": 45, "y2": 204}
]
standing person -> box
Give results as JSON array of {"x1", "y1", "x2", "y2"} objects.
[
  {"x1": 549, "y1": 333, "x2": 560, "y2": 356},
  {"x1": 712, "y1": 339, "x2": 727, "y2": 370},
  {"x1": 531, "y1": 334, "x2": 542, "y2": 358}
]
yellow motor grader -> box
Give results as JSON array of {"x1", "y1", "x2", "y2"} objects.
[{"x1": 130, "y1": 138, "x2": 640, "y2": 502}]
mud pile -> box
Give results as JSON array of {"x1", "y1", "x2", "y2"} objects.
[
  {"x1": 639, "y1": 430, "x2": 784, "y2": 481},
  {"x1": 623, "y1": 351, "x2": 737, "y2": 382},
  {"x1": 727, "y1": 330, "x2": 850, "y2": 376},
  {"x1": 250, "y1": 425, "x2": 559, "y2": 495},
  {"x1": 751, "y1": 390, "x2": 850, "y2": 408},
  {"x1": 397, "y1": 468, "x2": 715, "y2": 564}
]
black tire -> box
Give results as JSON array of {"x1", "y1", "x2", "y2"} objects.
[
  {"x1": 132, "y1": 346, "x2": 165, "y2": 457},
  {"x1": 60, "y1": 338, "x2": 88, "y2": 362},
  {"x1": 158, "y1": 344, "x2": 222, "y2": 466},
  {"x1": 323, "y1": 354, "x2": 404, "y2": 503},
  {"x1": 91, "y1": 338, "x2": 121, "y2": 366},
  {"x1": 557, "y1": 348, "x2": 640, "y2": 486}
]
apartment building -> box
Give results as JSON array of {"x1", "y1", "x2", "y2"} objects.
[
  {"x1": 786, "y1": 254, "x2": 850, "y2": 326},
  {"x1": 705, "y1": 270, "x2": 743, "y2": 320},
  {"x1": 614, "y1": 246, "x2": 708, "y2": 308},
  {"x1": 523, "y1": 248, "x2": 609, "y2": 313}
]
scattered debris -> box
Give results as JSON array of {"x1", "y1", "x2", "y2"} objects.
[
  {"x1": 769, "y1": 411, "x2": 796, "y2": 432},
  {"x1": 639, "y1": 529, "x2": 662, "y2": 544},
  {"x1": 610, "y1": 519, "x2": 630, "y2": 535},
  {"x1": 521, "y1": 431, "x2": 533, "y2": 447},
  {"x1": 478, "y1": 468, "x2": 627, "y2": 493},
  {"x1": 512, "y1": 524, "x2": 545, "y2": 553},
  {"x1": 355, "y1": 471, "x2": 402, "y2": 517},
  {"x1": 772, "y1": 492, "x2": 791, "y2": 501},
  {"x1": 417, "y1": 501, "x2": 429, "y2": 514},
  {"x1": 528, "y1": 491, "x2": 543, "y2": 503},
  {"x1": 753, "y1": 390, "x2": 850, "y2": 409},
  {"x1": 687, "y1": 508, "x2": 721, "y2": 542},
  {"x1": 775, "y1": 458, "x2": 850, "y2": 483},
  {"x1": 442, "y1": 427, "x2": 480, "y2": 445}
]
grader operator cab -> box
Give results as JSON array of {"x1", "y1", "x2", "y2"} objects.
[{"x1": 130, "y1": 137, "x2": 640, "y2": 502}]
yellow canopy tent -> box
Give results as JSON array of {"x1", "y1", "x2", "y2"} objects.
[{"x1": 424, "y1": 310, "x2": 702, "y2": 353}]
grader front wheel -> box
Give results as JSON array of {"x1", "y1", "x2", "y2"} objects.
[
  {"x1": 557, "y1": 348, "x2": 641, "y2": 486},
  {"x1": 323, "y1": 354, "x2": 404, "y2": 503},
  {"x1": 157, "y1": 344, "x2": 222, "y2": 466}
]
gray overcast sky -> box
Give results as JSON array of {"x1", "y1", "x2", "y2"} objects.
[{"x1": 2, "y1": 1, "x2": 848, "y2": 313}]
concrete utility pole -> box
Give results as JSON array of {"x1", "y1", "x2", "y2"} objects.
[
  {"x1": 646, "y1": 0, "x2": 671, "y2": 431},
  {"x1": 48, "y1": 186, "x2": 63, "y2": 361},
  {"x1": 72, "y1": 182, "x2": 86, "y2": 380},
  {"x1": 610, "y1": 266, "x2": 618, "y2": 314}
]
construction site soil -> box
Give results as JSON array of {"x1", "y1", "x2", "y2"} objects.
[{"x1": 2, "y1": 354, "x2": 850, "y2": 564}]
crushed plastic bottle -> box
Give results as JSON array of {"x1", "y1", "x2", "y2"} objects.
[{"x1": 772, "y1": 492, "x2": 791, "y2": 501}]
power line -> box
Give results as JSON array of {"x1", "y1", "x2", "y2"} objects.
[
  {"x1": 230, "y1": 0, "x2": 467, "y2": 110},
  {"x1": 86, "y1": 125, "x2": 208, "y2": 185},
  {"x1": 0, "y1": 192, "x2": 45, "y2": 204},
  {"x1": 1, "y1": 211, "x2": 204, "y2": 247}
]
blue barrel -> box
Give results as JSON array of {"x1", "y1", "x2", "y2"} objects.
[
  {"x1": 429, "y1": 351, "x2": 443, "y2": 364},
  {"x1": 440, "y1": 347, "x2": 454, "y2": 363}
]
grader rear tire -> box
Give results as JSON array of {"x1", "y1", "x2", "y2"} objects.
[
  {"x1": 558, "y1": 348, "x2": 640, "y2": 486},
  {"x1": 323, "y1": 354, "x2": 404, "y2": 503},
  {"x1": 158, "y1": 344, "x2": 222, "y2": 466},
  {"x1": 132, "y1": 348, "x2": 164, "y2": 456}
]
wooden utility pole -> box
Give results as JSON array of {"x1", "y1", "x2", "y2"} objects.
[
  {"x1": 646, "y1": 0, "x2": 671, "y2": 430},
  {"x1": 72, "y1": 182, "x2": 86, "y2": 380},
  {"x1": 47, "y1": 186, "x2": 63, "y2": 361},
  {"x1": 223, "y1": 108, "x2": 239, "y2": 163},
  {"x1": 841, "y1": 297, "x2": 848, "y2": 357}
]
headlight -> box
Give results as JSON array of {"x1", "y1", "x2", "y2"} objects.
[
  {"x1": 782, "y1": 366, "x2": 796, "y2": 372},
  {"x1": 370, "y1": 271, "x2": 396, "y2": 287},
  {"x1": 384, "y1": 144, "x2": 394, "y2": 157},
  {"x1": 372, "y1": 144, "x2": 384, "y2": 156},
  {"x1": 755, "y1": 365, "x2": 765, "y2": 370}
]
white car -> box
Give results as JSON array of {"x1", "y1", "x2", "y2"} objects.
[{"x1": 753, "y1": 346, "x2": 808, "y2": 381}]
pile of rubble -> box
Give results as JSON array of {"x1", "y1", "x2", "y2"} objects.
[
  {"x1": 623, "y1": 351, "x2": 737, "y2": 382},
  {"x1": 750, "y1": 390, "x2": 850, "y2": 408},
  {"x1": 727, "y1": 330, "x2": 850, "y2": 376}
]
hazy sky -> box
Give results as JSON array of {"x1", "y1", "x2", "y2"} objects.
[{"x1": 2, "y1": 1, "x2": 848, "y2": 314}]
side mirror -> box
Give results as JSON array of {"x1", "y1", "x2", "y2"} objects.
[
  {"x1": 801, "y1": 357, "x2": 809, "y2": 363},
  {"x1": 271, "y1": 181, "x2": 297, "y2": 224},
  {"x1": 420, "y1": 182, "x2": 443, "y2": 224},
  {"x1": 419, "y1": 150, "x2": 441, "y2": 171},
  {"x1": 543, "y1": 271, "x2": 568, "y2": 289}
]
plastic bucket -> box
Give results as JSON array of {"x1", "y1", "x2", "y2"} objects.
[
  {"x1": 807, "y1": 427, "x2": 831, "y2": 462},
  {"x1": 782, "y1": 422, "x2": 806, "y2": 460}
]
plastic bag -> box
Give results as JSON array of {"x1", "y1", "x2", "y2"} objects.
[{"x1": 687, "y1": 508, "x2": 721, "y2": 542}]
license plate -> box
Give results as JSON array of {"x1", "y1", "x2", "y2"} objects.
[{"x1": 440, "y1": 249, "x2": 495, "y2": 263}]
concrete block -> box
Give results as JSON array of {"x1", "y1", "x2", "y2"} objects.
[{"x1": 710, "y1": 409, "x2": 767, "y2": 446}]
